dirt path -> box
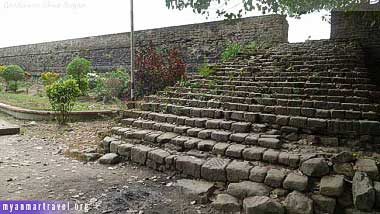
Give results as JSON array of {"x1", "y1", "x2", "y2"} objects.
[{"x1": 0, "y1": 115, "x2": 216, "y2": 214}]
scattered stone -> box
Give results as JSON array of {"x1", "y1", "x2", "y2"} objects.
[
  {"x1": 249, "y1": 166, "x2": 268, "y2": 183},
  {"x1": 333, "y1": 163, "x2": 355, "y2": 177},
  {"x1": 212, "y1": 194, "x2": 241, "y2": 212},
  {"x1": 301, "y1": 158, "x2": 330, "y2": 177},
  {"x1": 283, "y1": 173, "x2": 308, "y2": 192},
  {"x1": 226, "y1": 160, "x2": 252, "y2": 182},
  {"x1": 243, "y1": 196, "x2": 284, "y2": 214},
  {"x1": 227, "y1": 181, "x2": 272, "y2": 199},
  {"x1": 176, "y1": 179, "x2": 215, "y2": 204},
  {"x1": 352, "y1": 172, "x2": 375, "y2": 211},
  {"x1": 320, "y1": 137, "x2": 339, "y2": 147},
  {"x1": 332, "y1": 151, "x2": 355, "y2": 163},
  {"x1": 284, "y1": 191, "x2": 313, "y2": 214},
  {"x1": 311, "y1": 194, "x2": 336, "y2": 214},
  {"x1": 264, "y1": 169, "x2": 286, "y2": 188},
  {"x1": 99, "y1": 153, "x2": 121, "y2": 165},
  {"x1": 374, "y1": 182, "x2": 380, "y2": 208},
  {"x1": 109, "y1": 141, "x2": 122, "y2": 153},
  {"x1": 201, "y1": 158, "x2": 230, "y2": 182},
  {"x1": 320, "y1": 175, "x2": 344, "y2": 197},
  {"x1": 355, "y1": 159, "x2": 379, "y2": 179}
]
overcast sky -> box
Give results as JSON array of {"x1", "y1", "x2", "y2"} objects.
[{"x1": 0, "y1": 0, "x2": 331, "y2": 48}]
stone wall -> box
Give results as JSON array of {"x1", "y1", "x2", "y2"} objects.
[
  {"x1": 0, "y1": 15, "x2": 288, "y2": 75},
  {"x1": 331, "y1": 4, "x2": 380, "y2": 84}
]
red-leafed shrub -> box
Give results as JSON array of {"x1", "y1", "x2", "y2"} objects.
[{"x1": 134, "y1": 42, "x2": 186, "y2": 97}]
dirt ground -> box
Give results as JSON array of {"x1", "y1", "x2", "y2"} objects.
[{"x1": 0, "y1": 113, "x2": 217, "y2": 214}]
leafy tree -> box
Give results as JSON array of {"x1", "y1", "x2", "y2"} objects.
[
  {"x1": 165, "y1": 0, "x2": 374, "y2": 18},
  {"x1": 66, "y1": 57, "x2": 91, "y2": 95},
  {"x1": 0, "y1": 65, "x2": 25, "y2": 92},
  {"x1": 46, "y1": 78, "x2": 81, "y2": 125}
]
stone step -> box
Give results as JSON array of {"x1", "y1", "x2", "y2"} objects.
[
  {"x1": 164, "y1": 87, "x2": 379, "y2": 105},
  {"x1": 182, "y1": 82, "x2": 378, "y2": 99},
  {"x1": 127, "y1": 103, "x2": 380, "y2": 136},
  {"x1": 110, "y1": 126, "x2": 303, "y2": 169},
  {"x1": 102, "y1": 132, "x2": 380, "y2": 213},
  {"x1": 147, "y1": 95, "x2": 380, "y2": 115},
  {"x1": 155, "y1": 91, "x2": 380, "y2": 116},
  {"x1": 189, "y1": 70, "x2": 370, "y2": 78},
  {"x1": 120, "y1": 117, "x2": 285, "y2": 149},
  {"x1": 186, "y1": 76, "x2": 377, "y2": 89}
]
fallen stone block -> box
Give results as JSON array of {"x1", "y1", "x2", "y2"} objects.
[
  {"x1": 355, "y1": 159, "x2": 379, "y2": 179},
  {"x1": 264, "y1": 169, "x2": 286, "y2": 188},
  {"x1": 301, "y1": 158, "x2": 330, "y2": 177},
  {"x1": 99, "y1": 153, "x2": 121, "y2": 165},
  {"x1": 176, "y1": 179, "x2": 215, "y2": 204},
  {"x1": 352, "y1": 172, "x2": 375, "y2": 211},
  {"x1": 311, "y1": 194, "x2": 336, "y2": 214},
  {"x1": 284, "y1": 191, "x2": 313, "y2": 214},
  {"x1": 283, "y1": 173, "x2": 308, "y2": 192},
  {"x1": 212, "y1": 194, "x2": 241, "y2": 213},
  {"x1": 227, "y1": 181, "x2": 272, "y2": 199},
  {"x1": 320, "y1": 175, "x2": 344, "y2": 197},
  {"x1": 243, "y1": 196, "x2": 284, "y2": 214}
]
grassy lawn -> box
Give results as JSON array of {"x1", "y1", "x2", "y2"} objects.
[{"x1": 0, "y1": 92, "x2": 120, "y2": 111}]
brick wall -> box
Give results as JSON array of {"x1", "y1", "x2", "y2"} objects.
[{"x1": 0, "y1": 15, "x2": 288, "y2": 75}]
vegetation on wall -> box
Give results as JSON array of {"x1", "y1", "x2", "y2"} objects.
[{"x1": 221, "y1": 41, "x2": 241, "y2": 62}]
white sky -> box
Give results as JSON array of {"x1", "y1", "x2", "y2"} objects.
[{"x1": 0, "y1": 0, "x2": 331, "y2": 48}]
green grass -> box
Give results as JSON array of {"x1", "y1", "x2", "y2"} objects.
[{"x1": 0, "y1": 92, "x2": 119, "y2": 111}]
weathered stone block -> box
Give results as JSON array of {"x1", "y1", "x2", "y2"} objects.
[
  {"x1": 225, "y1": 144, "x2": 246, "y2": 158},
  {"x1": 264, "y1": 169, "x2": 286, "y2": 188},
  {"x1": 176, "y1": 156, "x2": 204, "y2": 178},
  {"x1": 249, "y1": 166, "x2": 268, "y2": 183},
  {"x1": 243, "y1": 196, "x2": 284, "y2": 214},
  {"x1": 243, "y1": 147, "x2": 266, "y2": 161},
  {"x1": 283, "y1": 173, "x2": 308, "y2": 192},
  {"x1": 226, "y1": 160, "x2": 252, "y2": 182},
  {"x1": 201, "y1": 158, "x2": 231, "y2": 182},
  {"x1": 320, "y1": 175, "x2": 344, "y2": 197},
  {"x1": 131, "y1": 145, "x2": 153, "y2": 165}
]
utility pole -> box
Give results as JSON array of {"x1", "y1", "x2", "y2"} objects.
[{"x1": 130, "y1": 0, "x2": 135, "y2": 100}]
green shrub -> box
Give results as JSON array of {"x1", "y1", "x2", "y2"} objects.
[
  {"x1": 41, "y1": 71, "x2": 60, "y2": 86},
  {"x1": 95, "y1": 69, "x2": 130, "y2": 103},
  {"x1": 0, "y1": 65, "x2": 6, "y2": 77},
  {"x1": 87, "y1": 72, "x2": 100, "y2": 90},
  {"x1": 46, "y1": 78, "x2": 81, "y2": 125},
  {"x1": 221, "y1": 42, "x2": 241, "y2": 62},
  {"x1": 0, "y1": 65, "x2": 25, "y2": 92},
  {"x1": 66, "y1": 57, "x2": 91, "y2": 95},
  {"x1": 197, "y1": 64, "x2": 214, "y2": 78}
]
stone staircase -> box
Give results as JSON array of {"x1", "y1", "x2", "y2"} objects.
[{"x1": 100, "y1": 40, "x2": 380, "y2": 214}]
